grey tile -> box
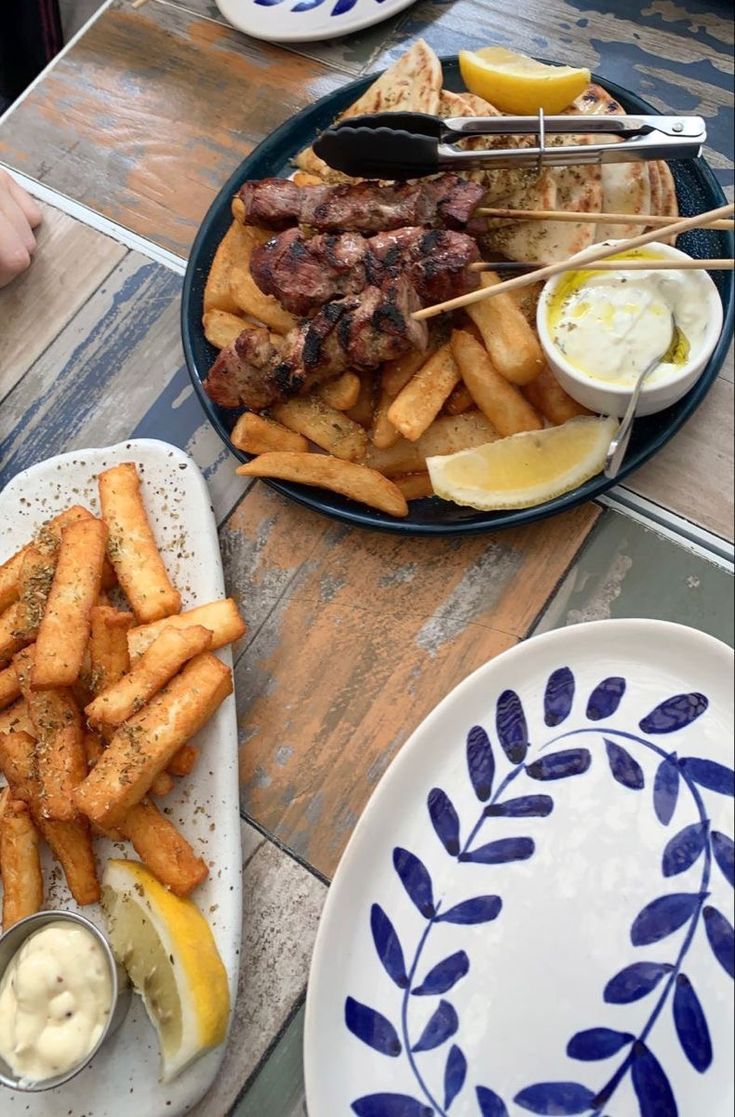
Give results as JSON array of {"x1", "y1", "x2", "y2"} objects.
[{"x1": 231, "y1": 1005, "x2": 307, "y2": 1117}]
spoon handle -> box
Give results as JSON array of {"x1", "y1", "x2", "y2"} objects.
[{"x1": 604, "y1": 362, "x2": 656, "y2": 480}]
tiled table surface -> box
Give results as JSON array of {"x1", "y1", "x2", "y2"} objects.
[{"x1": 0, "y1": 1, "x2": 733, "y2": 1113}]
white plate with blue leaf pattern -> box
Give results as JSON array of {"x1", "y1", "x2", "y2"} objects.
[
  {"x1": 213, "y1": 0, "x2": 416, "y2": 43},
  {"x1": 304, "y1": 619, "x2": 734, "y2": 1117}
]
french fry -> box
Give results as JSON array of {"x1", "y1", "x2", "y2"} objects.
[
  {"x1": 513, "y1": 280, "x2": 544, "y2": 326},
  {"x1": 381, "y1": 347, "x2": 435, "y2": 397},
  {"x1": 74, "y1": 653, "x2": 233, "y2": 828},
  {"x1": 467, "y1": 273, "x2": 544, "y2": 385},
  {"x1": 370, "y1": 388, "x2": 401, "y2": 451},
  {"x1": 0, "y1": 551, "x2": 27, "y2": 615},
  {"x1": 99, "y1": 463, "x2": 181, "y2": 624},
  {"x1": 0, "y1": 798, "x2": 43, "y2": 928},
  {"x1": 0, "y1": 664, "x2": 20, "y2": 711},
  {"x1": 229, "y1": 225, "x2": 297, "y2": 335},
  {"x1": 14, "y1": 546, "x2": 55, "y2": 642},
  {"x1": 128, "y1": 598, "x2": 245, "y2": 661},
  {"x1": 89, "y1": 606, "x2": 135, "y2": 693},
  {"x1": 237, "y1": 453, "x2": 409, "y2": 518},
  {"x1": 86, "y1": 625, "x2": 213, "y2": 730},
  {"x1": 365, "y1": 412, "x2": 499, "y2": 477},
  {"x1": 0, "y1": 700, "x2": 34, "y2": 738},
  {"x1": 387, "y1": 344, "x2": 461, "y2": 442},
  {"x1": 15, "y1": 646, "x2": 85, "y2": 822},
  {"x1": 120, "y1": 799, "x2": 208, "y2": 896},
  {"x1": 392, "y1": 473, "x2": 435, "y2": 501},
  {"x1": 451, "y1": 330, "x2": 543, "y2": 437},
  {"x1": 204, "y1": 221, "x2": 258, "y2": 314},
  {"x1": 522, "y1": 365, "x2": 592, "y2": 425},
  {"x1": 272, "y1": 398, "x2": 368, "y2": 462},
  {"x1": 167, "y1": 744, "x2": 199, "y2": 777},
  {"x1": 149, "y1": 771, "x2": 175, "y2": 797},
  {"x1": 31, "y1": 518, "x2": 108, "y2": 690},
  {"x1": 444, "y1": 383, "x2": 474, "y2": 416},
  {"x1": 318, "y1": 372, "x2": 361, "y2": 411},
  {"x1": 0, "y1": 505, "x2": 99, "y2": 613},
  {"x1": 84, "y1": 729, "x2": 104, "y2": 769},
  {"x1": 0, "y1": 729, "x2": 99, "y2": 905},
  {"x1": 203, "y1": 308, "x2": 250, "y2": 350},
  {"x1": 1, "y1": 604, "x2": 29, "y2": 666},
  {"x1": 344, "y1": 372, "x2": 376, "y2": 429},
  {"x1": 231, "y1": 412, "x2": 309, "y2": 455},
  {"x1": 291, "y1": 171, "x2": 324, "y2": 187}
]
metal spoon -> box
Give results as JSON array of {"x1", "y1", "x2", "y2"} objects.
[{"x1": 604, "y1": 333, "x2": 674, "y2": 480}]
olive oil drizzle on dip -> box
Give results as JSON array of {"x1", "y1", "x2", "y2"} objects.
[{"x1": 546, "y1": 248, "x2": 705, "y2": 388}]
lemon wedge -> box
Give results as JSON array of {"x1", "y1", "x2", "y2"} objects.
[
  {"x1": 427, "y1": 416, "x2": 618, "y2": 511},
  {"x1": 101, "y1": 859, "x2": 230, "y2": 1081},
  {"x1": 459, "y1": 47, "x2": 591, "y2": 115}
]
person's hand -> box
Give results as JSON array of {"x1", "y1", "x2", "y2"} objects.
[{"x1": 0, "y1": 170, "x2": 42, "y2": 288}]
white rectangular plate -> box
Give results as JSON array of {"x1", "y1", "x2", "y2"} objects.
[{"x1": 0, "y1": 438, "x2": 242, "y2": 1117}]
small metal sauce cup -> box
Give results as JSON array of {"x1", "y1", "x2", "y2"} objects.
[{"x1": 0, "y1": 909, "x2": 131, "y2": 1092}]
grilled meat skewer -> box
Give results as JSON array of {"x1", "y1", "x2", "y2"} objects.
[
  {"x1": 205, "y1": 277, "x2": 427, "y2": 412},
  {"x1": 233, "y1": 174, "x2": 485, "y2": 233},
  {"x1": 250, "y1": 226, "x2": 480, "y2": 317}
]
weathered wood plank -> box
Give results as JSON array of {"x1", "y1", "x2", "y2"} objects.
[{"x1": 0, "y1": 200, "x2": 126, "y2": 401}]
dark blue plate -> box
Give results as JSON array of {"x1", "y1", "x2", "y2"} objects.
[{"x1": 181, "y1": 59, "x2": 733, "y2": 535}]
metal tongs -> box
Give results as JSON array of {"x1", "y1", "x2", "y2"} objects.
[{"x1": 312, "y1": 110, "x2": 706, "y2": 180}]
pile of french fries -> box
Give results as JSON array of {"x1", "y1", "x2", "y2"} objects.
[
  {"x1": 0, "y1": 462, "x2": 246, "y2": 931},
  {"x1": 202, "y1": 173, "x2": 591, "y2": 519}
]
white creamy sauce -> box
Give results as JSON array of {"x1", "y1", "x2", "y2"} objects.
[
  {"x1": 548, "y1": 260, "x2": 708, "y2": 388},
  {"x1": 0, "y1": 921, "x2": 112, "y2": 1082}
]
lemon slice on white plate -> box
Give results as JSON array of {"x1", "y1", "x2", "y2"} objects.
[
  {"x1": 427, "y1": 416, "x2": 618, "y2": 511},
  {"x1": 101, "y1": 859, "x2": 230, "y2": 1082},
  {"x1": 459, "y1": 47, "x2": 591, "y2": 115}
]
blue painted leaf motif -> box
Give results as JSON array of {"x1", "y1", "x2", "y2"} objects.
[
  {"x1": 586, "y1": 676, "x2": 626, "y2": 720},
  {"x1": 460, "y1": 837, "x2": 535, "y2": 865},
  {"x1": 437, "y1": 895, "x2": 502, "y2": 925},
  {"x1": 653, "y1": 757, "x2": 680, "y2": 825},
  {"x1": 485, "y1": 795, "x2": 554, "y2": 818},
  {"x1": 427, "y1": 788, "x2": 460, "y2": 856},
  {"x1": 711, "y1": 831, "x2": 735, "y2": 887},
  {"x1": 639, "y1": 692, "x2": 708, "y2": 734},
  {"x1": 476, "y1": 1085, "x2": 510, "y2": 1116},
  {"x1": 444, "y1": 1044, "x2": 467, "y2": 1109},
  {"x1": 393, "y1": 848, "x2": 435, "y2": 919},
  {"x1": 352, "y1": 1095, "x2": 433, "y2": 1117},
  {"x1": 495, "y1": 690, "x2": 528, "y2": 763},
  {"x1": 631, "y1": 893, "x2": 702, "y2": 946},
  {"x1": 412, "y1": 951, "x2": 469, "y2": 996},
  {"x1": 411, "y1": 999, "x2": 458, "y2": 1053},
  {"x1": 604, "y1": 739, "x2": 644, "y2": 790},
  {"x1": 543, "y1": 667, "x2": 575, "y2": 727},
  {"x1": 526, "y1": 749, "x2": 591, "y2": 781},
  {"x1": 604, "y1": 961, "x2": 674, "y2": 1003},
  {"x1": 673, "y1": 974, "x2": 712, "y2": 1072},
  {"x1": 662, "y1": 821, "x2": 708, "y2": 877},
  {"x1": 514, "y1": 1082, "x2": 597, "y2": 1114},
  {"x1": 370, "y1": 904, "x2": 408, "y2": 989},
  {"x1": 331, "y1": 0, "x2": 358, "y2": 13},
  {"x1": 631, "y1": 1042, "x2": 678, "y2": 1117},
  {"x1": 703, "y1": 906, "x2": 735, "y2": 978},
  {"x1": 345, "y1": 997, "x2": 401, "y2": 1057},
  {"x1": 566, "y1": 1027, "x2": 635, "y2": 1060},
  {"x1": 679, "y1": 757, "x2": 735, "y2": 797},
  {"x1": 467, "y1": 726, "x2": 494, "y2": 801}
]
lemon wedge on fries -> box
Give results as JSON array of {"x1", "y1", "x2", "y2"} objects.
[
  {"x1": 427, "y1": 416, "x2": 618, "y2": 511},
  {"x1": 459, "y1": 47, "x2": 590, "y2": 115},
  {"x1": 101, "y1": 859, "x2": 230, "y2": 1081}
]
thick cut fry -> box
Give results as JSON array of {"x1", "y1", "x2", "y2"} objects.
[
  {"x1": 149, "y1": 771, "x2": 175, "y2": 797},
  {"x1": 237, "y1": 453, "x2": 409, "y2": 518},
  {"x1": 1, "y1": 799, "x2": 43, "y2": 928},
  {"x1": 513, "y1": 280, "x2": 544, "y2": 326},
  {"x1": 522, "y1": 365, "x2": 592, "y2": 425},
  {"x1": 86, "y1": 625, "x2": 213, "y2": 730},
  {"x1": 14, "y1": 546, "x2": 55, "y2": 643},
  {"x1": 0, "y1": 505, "x2": 98, "y2": 613},
  {"x1": 451, "y1": 330, "x2": 543, "y2": 437},
  {"x1": 167, "y1": 744, "x2": 199, "y2": 777},
  {"x1": 120, "y1": 799, "x2": 208, "y2": 896},
  {"x1": 99, "y1": 463, "x2": 181, "y2": 624},
  {"x1": 0, "y1": 730, "x2": 99, "y2": 905},
  {"x1": 203, "y1": 308, "x2": 250, "y2": 350},
  {"x1": 344, "y1": 372, "x2": 376, "y2": 429},
  {"x1": 229, "y1": 226, "x2": 297, "y2": 335},
  {"x1": 88, "y1": 606, "x2": 134, "y2": 693},
  {"x1": 15, "y1": 647, "x2": 85, "y2": 822},
  {"x1": 444, "y1": 383, "x2": 474, "y2": 416},
  {"x1": 370, "y1": 388, "x2": 401, "y2": 451},
  {"x1": 128, "y1": 598, "x2": 245, "y2": 661},
  {"x1": 392, "y1": 473, "x2": 435, "y2": 501},
  {"x1": 291, "y1": 171, "x2": 324, "y2": 187},
  {"x1": 0, "y1": 551, "x2": 27, "y2": 615},
  {"x1": 381, "y1": 347, "x2": 435, "y2": 397},
  {"x1": 388, "y1": 344, "x2": 461, "y2": 442},
  {"x1": 204, "y1": 221, "x2": 259, "y2": 314},
  {"x1": 272, "y1": 398, "x2": 368, "y2": 462},
  {"x1": 31, "y1": 518, "x2": 108, "y2": 690},
  {"x1": 365, "y1": 412, "x2": 499, "y2": 477},
  {"x1": 0, "y1": 664, "x2": 20, "y2": 711},
  {"x1": 231, "y1": 412, "x2": 309, "y2": 455},
  {"x1": 74, "y1": 653, "x2": 233, "y2": 828},
  {"x1": 467, "y1": 273, "x2": 544, "y2": 385},
  {"x1": 0, "y1": 700, "x2": 34, "y2": 737},
  {"x1": 0, "y1": 604, "x2": 29, "y2": 666},
  {"x1": 318, "y1": 372, "x2": 362, "y2": 411}
]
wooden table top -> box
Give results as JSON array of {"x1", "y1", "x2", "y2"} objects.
[{"x1": 0, "y1": 2, "x2": 732, "y2": 1113}]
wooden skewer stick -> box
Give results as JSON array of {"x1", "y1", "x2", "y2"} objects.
[
  {"x1": 476, "y1": 207, "x2": 735, "y2": 231},
  {"x1": 468, "y1": 258, "x2": 735, "y2": 273},
  {"x1": 413, "y1": 202, "x2": 735, "y2": 320}
]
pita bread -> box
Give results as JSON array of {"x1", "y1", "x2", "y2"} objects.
[
  {"x1": 648, "y1": 159, "x2": 663, "y2": 218},
  {"x1": 655, "y1": 159, "x2": 679, "y2": 243},
  {"x1": 294, "y1": 40, "x2": 443, "y2": 183}
]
